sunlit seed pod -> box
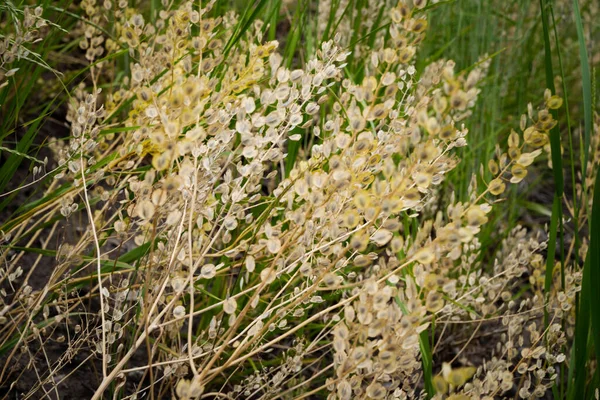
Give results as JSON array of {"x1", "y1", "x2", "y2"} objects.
[
  {"x1": 510, "y1": 163, "x2": 528, "y2": 183},
  {"x1": 384, "y1": 85, "x2": 398, "y2": 99},
  {"x1": 299, "y1": 261, "x2": 312, "y2": 276},
  {"x1": 546, "y1": 95, "x2": 563, "y2": 109},
  {"x1": 152, "y1": 151, "x2": 171, "y2": 171},
  {"x1": 537, "y1": 109, "x2": 551, "y2": 123},
  {"x1": 380, "y1": 48, "x2": 396, "y2": 65},
  {"x1": 168, "y1": 90, "x2": 183, "y2": 109},
  {"x1": 538, "y1": 117, "x2": 558, "y2": 132},
  {"x1": 354, "y1": 255, "x2": 372, "y2": 267},
  {"x1": 354, "y1": 138, "x2": 372, "y2": 154},
  {"x1": 432, "y1": 375, "x2": 448, "y2": 394},
  {"x1": 398, "y1": 3, "x2": 411, "y2": 18},
  {"x1": 413, "y1": 171, "x2": 432, "y2": 189},
  {"x1": 332, "y1": 169, "x2": 351, "y2": 182},
  {"x1": 337, "y1": 380, "x2": 352, "y2": 400},
  {"x1": 390, "y1": 236, "x2": 404, "y2": 253},
  {"x1": 223, "y1": 216, "x2": 238, "y2": 230},
  {"x1": 382, "y1": 218, "x2": 401, "y2": 231},
  {"x1": 383, "y1": 159, "x2": 396, "y2": 178},
  {"x1": 466, "y1": 206, "x2": 488, "y2": 227},
  {"x1": 365, "y1": 382, "x2": 386, "y2": 399},
  {"x1": 422, "y1": 273, "x2": 439, "y2": 291},
  {"x1": 523, "y1": 126, "x2": 535, "y2": 142},
  {"x1": 136, "y1": 200, "x2": 155, "y2": 220},
  {"x1": 289, "y1": 113, "x2": 303, "y2": 126},
  {"x1": 329, "y1": 155, "x2": 342, "y2": 170},
  {"x1": 173, "y1": 305, "x2": 186, "y2": 319},
  {"x1": 151, "y1": 188, "x2": 167, "y2": 206},
  {"x1": 223, "y1": 297, "x2": 237, "y2": 314},
  {"x1": 508, "y1": 129, "x2": 520, "y2": 147},
  {"x1": 414, "y1": 0, "x2": 427, "y2": 9},
  {"x1": 200, "y1": 264, "x2": 216, "y2": 279},
  {"x1": 520, "y1": 114, "x2": 528, "y2": 131},
  {"x1": 403, "y1": 189, "x2": 420, "y2": 207},
  {"x1": 366, "y1": 154, "x2": 381, "y2": 168},
  {"x1": 425, "y1": 291, "x2": 445, "y2": 313},
  {"x1": 164, "y1": 176, "x2": 182, "y2": 193},
  {"x1": 411, "y1": 18, "x2": 428, "y2": 33},
  {"x1": 350, "y1": 233, "x2": 369, "y2": 252},
  {"x1": 439, "y1": 124, "x2": 456, "y2": 141},
  {"x1": 323, "y1": 273, "x2": 338, "y2": 287},
  {"x1": 416, "y1": 143, "x2": 438, "y2": 162},
  {"x1": 353, "y1": 191, "x2": 371, "y2": 210},
  {"x1": 398, "y1": 46, "x2": 416, "y2": 64},
  {"x1": 381, "y1": 198, "x2": 401, "y2": 214},
  {"x1": 488, "y1": 159, "x2": 499, "y2": 175},
  {"x1": 390, "y1": 7, "x2": 402, "y2": 23},
  {"x1": 260, "y1": 267, "x2": 276, "y2": 284},
  {"x1": 446, "y1": 366, "x2": 476, "y2": 387},
  {"x1": 517, "y1": 149, "x2": 541, "y2": 167},
  {"x1": 414, "y1": 247, "x2": 435, "y2": 265},
  {"x1": 450, "y1": 90, "x2": 468, "y2": 110},
  {"x1": 488, "y1": 178, "x2": 506, "y2": 196},
  {"x1": 266, "y1": 238, "x2": 282, "y2": 254},
  {"x1": 432, "y1": 95, "x2": 447, "y2": 114},
  {"x1": 368, "y1": 104, "x2": 388, "y2": 120},
  {"x1": 335, "y1": 133, "x2": 352, "y2": 149},
  {"x1": 275, "y1": 85, "x2": 290, "y2": 101},
  {"x1": 425, "y1": 117, "x2": 440, "y2": 135},
  {"x1": 371, "y1": 179, "x2": 387, "y2": 197},
  {"x1": 527, "y1": 132, "x2": 548, "y2": 147},
  {"x1": 148, "y1": 129, "x2": 167, "y2": 146},
  {"x1": 507, "y1": 146, "x2": 520, "y2": 160},
  {"x1": 342, "y1": 210, "x2": 361, "y2": 228},
  {"x1": 371, "y1": 229, "x2": 393, "y2": 246},
  {"x1": 352, "y1": 346, "x2": 367, "y2": 362}
]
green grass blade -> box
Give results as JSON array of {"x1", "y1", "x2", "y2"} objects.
[
  {"x1": 223, "y1": 0, "x2": 270, "y2": 58},
  {"x1": 544, "y1": 195, "x2": 560, "y2": 324},
  {"x1": 539, "y1": 0, "x2": 563, "y2": 196},
  {"x1": 572, "y1": 0, "x2": 592, "y2": 171},
  {"x1": 419, "y1": 329, "x2": 434, "y2": 398},
  {"x1": 570, "y1": 256, "x2": 591, "y2": 399},
  {"x1": 588, "y1": 165, "x2": 600, "y2": 389}
]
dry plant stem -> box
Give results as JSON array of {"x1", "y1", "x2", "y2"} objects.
[
  {"x1": 489, "y1": 315, "x2": 557, "y2": 398},
  {"x1": 274, "y1": 363, "x2": 335, "y2": 399},
  {"x1": 0, "y1": 219, "x2": 59, "y2": 354},
  {"x1": 158, "y1": 220, "x2": 372, "y2": 331},
  {"x1": 200, "y1": 393, "x2": 234, "y2": 399},
  {"x1": 91, "y1": 199, "x2": 189, "y2": 399},
  {"x1": 33, "y1": 330, "x2": 60, "y2": 400},
  {"x1": 0, "y1": 180, "x2": 58, "y2": 271},
  {"x1": 200, "y1": 231, "x2": 364, "y2": 378},
  {"x1": 0, "y1": 217, "x2": 57, "y2": 321},
  {"x1": 187, "y1": 156, "x2": 200, "y2": 377},
  {"x1": 0, "y1": 220, "x2": 66, "y2": 382},
  {"x1": 125, "y1": 253, "x2": 414, "y2": 376},
  {"x1": 203, "y1": 292, "x2": 361, "y2": 379},
  {"x1": 448, "y1": 319, "x2": 483, "y2": 365},
  {"x1": 80, "y1": 149, "x2": 107, "y2": 378},
  {"x1": 0, "y1": 166, "x2": 62, "y2": 199}
]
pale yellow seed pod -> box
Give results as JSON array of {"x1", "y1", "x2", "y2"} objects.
[{"x1": 488, "y1": 178, "x2": 506, "y2": 195}]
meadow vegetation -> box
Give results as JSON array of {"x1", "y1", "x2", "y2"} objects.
[{"x1": 0, "y1": 0, "x2": 598, "y2": 398}]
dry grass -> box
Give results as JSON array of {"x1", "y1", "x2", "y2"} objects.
[{"x1": 0, "y1": 0, "x2": 598, "y2": 399}]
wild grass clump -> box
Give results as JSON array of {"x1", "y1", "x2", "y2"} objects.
[{"x1": 0, "y1": 0, "x2": 598, "y2": 399}]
